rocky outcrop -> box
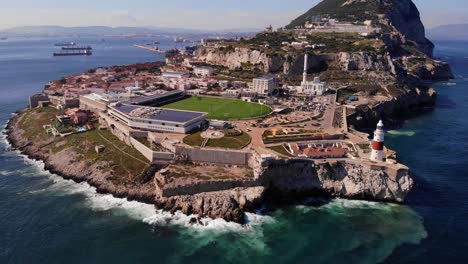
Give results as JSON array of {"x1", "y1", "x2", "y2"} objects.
[
  {"x1": 196, "y1": 46, "x2": 284, "y2": 73},
  {"x1": 381, "y1": 0, "x2": 435, "y2": 57},
  {"x1": 260, "y1": 159, "x2": 413, "y2": 202},
  {"x1": 197, "y1": 47, "x2": 399, "y2": 77},
  {"x1": 156, "y1": 187, "x2": 265, "y2": 223},
  {"x1": 337, "y1": 52, "x2": 395, "y2": 73},
  {"x1": 406, "y1": 60, "x2": 454, "y2": 81},
  {"x1": 347, "y1": 86, "x2": 438, "y2": 130},
  {"x1": 5, "y1": 110, "x2": 263, "y2": 224}
]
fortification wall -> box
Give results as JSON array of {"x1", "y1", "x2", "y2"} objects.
[
  {"x1": 174, "y1": 146, "x2": 251, "y2": 166},
  {"x1": 156, "y1": 177, "x2": 262, "y2": 197}
]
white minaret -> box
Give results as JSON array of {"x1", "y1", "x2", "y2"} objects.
[
  {"x1": 302, "y1": 54, "x2": 308, "y2": 85},
  {"x1": 370, "y1": 120, "x2": 385, "y2": 162}
]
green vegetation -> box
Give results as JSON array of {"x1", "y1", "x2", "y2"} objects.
[
  {"x1": 52, "y1": 129, "x2": 150, "y2": 181},
  {"x1": 241, "y1": 32, "x2": 296, "y2": 50},
  {"x1": 18, "y1": 107, "x2": 61, "y2": 141},
  {"x1": 183, "y1": 130, "x2": 251, "y2": 150},
  {"x1": 306, "y1": 32, "x2": 384, "y2": 53},
  {"x1": 161, "y1": 96, "x2": 272, "y2": 120},
  {"x1": 286, "y1": 0, "x2": 382, "y2": 29},
  {"x1": 206, "y1": 131, "x2": 251, "y2": 149},
  {"x1": 268, "y1": 145, "x2": 293, "y2": 157},
  {"x1": 183, "y1": 132, "x2": 205, "y2": 147},
  {"x1": 18, "y1": 107, "x2": 150, "y2": 182}
]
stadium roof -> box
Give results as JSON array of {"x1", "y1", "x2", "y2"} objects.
[
  {"x1": 130, "y1": 90, "x2": 183, "y2": 105},
  {"x1": 112, "y1": 104, "x2": 206, "y2": 123}
]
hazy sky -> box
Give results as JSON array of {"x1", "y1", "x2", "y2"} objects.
[{"x1": 0, "y1": 0, "x2": 466, "y2": 30}]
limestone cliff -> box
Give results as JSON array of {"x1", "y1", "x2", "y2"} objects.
[
  {"x1": 347, "y1": 87, "x2": 438, "y2": 130},
  {"x1": 196, "y1": 46, "x2": 285, "y2": 73},
  {"x1": 380, "y1": 0, "x2": 435, "y2": 57},
  {"x1": 259, "y1": 159, "x2": 413, "y2": 202}
]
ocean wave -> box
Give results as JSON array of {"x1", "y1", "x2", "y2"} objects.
[
  {"x1": 439, "y1": 82, "x2": 457, "y2": 86},
  {"x1": 9, "y1": 148, "x2": 271, "y2": 232},
  {"x1": 387, "y1": 130, "x2": 416, "y2": 137}
]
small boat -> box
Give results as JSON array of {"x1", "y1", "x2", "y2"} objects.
[
  {"x1": 61, "y1": 46, "x2": 92, "y2": 50},
  {"x1": 55, "y1": 42, "x2": 76, "y2": 47},
  {"x1": 0, "y1": 37, "x2": 7, "y2": 40},
  {"x1": 53, "y1": 50, "x2": 92, "y2": 56}
]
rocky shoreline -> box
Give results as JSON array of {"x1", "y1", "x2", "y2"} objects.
[
  {"x1": 6, "y1": 106, "x2": 416, "y2": 224},
  {"x1": 6, "y1": 110, "x2": 265, "y2": 223}
]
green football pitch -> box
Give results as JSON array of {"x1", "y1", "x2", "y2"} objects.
[{"x1": 161, "y1": 96, "x2": 272, "y2": 120}]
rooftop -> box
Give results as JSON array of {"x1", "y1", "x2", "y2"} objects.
[
  {"x1": 255, "y1": 75, "x2": 277, "y2": 80},
  {"x1": 112, "y1": 104, "x2": 206, "y2": 123},
  {"x1": 129, "y1": 90, "x2": 183, "y2": 105}
]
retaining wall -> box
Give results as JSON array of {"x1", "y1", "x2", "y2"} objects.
[
  {"x1": 156, "y1": 178, "x2": 262, "y2": 197},
  {"x1": 175, "y1": 146, "x2": 251, "y2": 166}
]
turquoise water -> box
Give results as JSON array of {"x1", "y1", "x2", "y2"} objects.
[{"x1": 0, "y1": 38, "x2": 467, "y2": 263}]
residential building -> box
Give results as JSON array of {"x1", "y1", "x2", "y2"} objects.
[
  {"x1": 252, "y1": 75, "x2": 278, "y2": 95},
  {"x1": 193, "y1": 66, "x2": 213, "y2": 77}
]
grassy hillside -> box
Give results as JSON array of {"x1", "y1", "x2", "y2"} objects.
[{"x1": 286, "y1": 0, "x2": 382, "y2": 29}]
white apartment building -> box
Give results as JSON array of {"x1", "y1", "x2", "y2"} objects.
[
  {"x1": 193, "y1": 66, "x2": 213, "y2": 77},
  {"x1": 251, "y1": 75, "x2": 278, "y2": 95}
]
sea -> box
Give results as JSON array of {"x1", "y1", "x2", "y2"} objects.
[{"x1": 0, "y1": 37, "x2": 467, "y2": 264}]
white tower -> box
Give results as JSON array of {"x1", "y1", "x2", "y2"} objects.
[
  {"x1": 302, "y1": 54, "x2": 308, "y2": 85},
  {"x1": 370, "y1": 120, "x2": 385, "y2": 162}
]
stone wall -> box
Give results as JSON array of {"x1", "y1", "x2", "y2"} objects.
[
  {"x1": 174, "y1": 146, "x2": 251, "y2": 166},
  {"x1": 79, "y1": 96, "x2": 107, "y2": 112},
  {"x1": 130, "y1": 137, "x2": 174, "y2": 162},
  {"x1": 29, "y1": 94, "x2": 50, "y2": 109},
  {"x1": 156, "y1": 177, "x2": 262, "y2": 197}
]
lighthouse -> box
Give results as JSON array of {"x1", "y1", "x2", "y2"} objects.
[{"x1": 370, "y1": 120, "x2": 385, "y2": 162}]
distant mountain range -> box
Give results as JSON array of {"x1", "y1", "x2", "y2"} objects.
[
  {"x1": 427, "y1": 24, "x2": 468, "y2": 40},
  {"x1": 0, "y1": 25, "x2": 261, "y2": 38}
]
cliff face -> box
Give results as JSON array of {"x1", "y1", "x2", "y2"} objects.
[
  {"x1": 196, "y1": 47, "x2": 285, "y2": 73},
  {"x1": 260, "y1": 159, "x2": 413, "y2": 202},
  {"x1": 197, "y1": 47, "x2": 397, "y2": 77},
  {"x1": 347, "y1": 87, "x2": 438, "y2": 130},
  {"x1": 337, "y1": 52, "x2": 395, "y2": 73},
  {"x1": 381, "y1": 0, "x2": 435, "y2": 57}
]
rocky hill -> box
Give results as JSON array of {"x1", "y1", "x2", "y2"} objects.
[
  {"x1": 286, "y1": 0, "x2": 381, "y2": 28},
  {"x1": 286, "y1": 0, "x2": 434, "y2": 57}
]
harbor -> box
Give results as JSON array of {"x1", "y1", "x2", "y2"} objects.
[{"x1": 133, "y1": 44, "x2": 164, "y2": 53}]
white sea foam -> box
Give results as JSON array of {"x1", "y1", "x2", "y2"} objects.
[
  {"x1": 0, "y1": 121, "x2": 272, "y2": 233},
  {"x1": 440, "y1": 82, "x2": 457, "y2": 86},
  {"x1": 9, "y1": 148, "x2": 270, "y2": 232},
  {"x1": 387, "y1": 130, "x2": 416, "y2": 137}
]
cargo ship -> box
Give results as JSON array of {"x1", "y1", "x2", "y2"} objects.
[
  {"x1": 61, "y1": 46, "x2": 92, "y2": 50},
  {"x1": 54, "y1": 42, "x2": 76, "y2": 47},
  {"x1": 53, "y1": 50, "x2": 92, "y2": 56}
]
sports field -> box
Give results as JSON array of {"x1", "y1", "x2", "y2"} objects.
[{"x1": 161, "y1": 96, "x2": 272, "y2": 120}]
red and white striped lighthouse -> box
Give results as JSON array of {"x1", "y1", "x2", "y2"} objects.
[{"x1": 370, "y1": 120, "x2": 385, "y2": 162}]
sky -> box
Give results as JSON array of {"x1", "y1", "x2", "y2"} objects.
[{"x1": 0, "y1": 0, "x2": 466, "y2": 30}]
